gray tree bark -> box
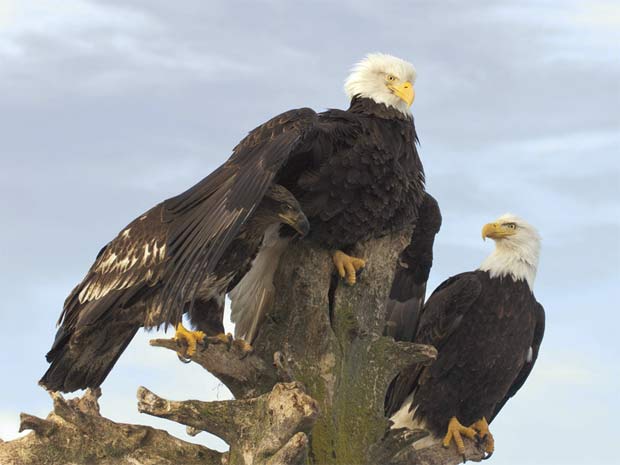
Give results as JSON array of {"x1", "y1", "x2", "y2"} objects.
[{"x1": 0, "y1": 231, "x2": 486, "y2": 464}]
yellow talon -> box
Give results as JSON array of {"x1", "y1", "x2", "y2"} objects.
[
  {"x1": 204, "y1": 333, "x2": 254, "y2": 356},
  {"x1": 332, "y1": 250, "x2": 366, "y2": 285},
  {"x1": 442, "y1": 416, "x2": 478, "y2": 455},
  {"x1": 206, "y1": 332, "x2": 234, "y2": 346},
  {"x1": 232, "y1": 338, "x2": 254, "y2": 355},
  {"x1": 174, "y1": 323, "x2": 205, "y2": 358},
  {"x1": 470, "y1": 417, "x2": 495, "y2": 455}
]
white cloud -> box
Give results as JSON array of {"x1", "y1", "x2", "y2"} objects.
[
  {"x1": 0, "y1": 0, "x2": 258, "y2": 97},
  {"x1": 528, "y1": 354, "x2": 603, "y2": 390},
  {"x1": 0, "y1": 0, "x2": 156, "y2": 40},
  {"x1": 571, "y1": 0, "x2": 620, "y2": 27}
]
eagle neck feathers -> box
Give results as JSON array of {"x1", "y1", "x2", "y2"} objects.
[{"x1": 479, "y1": 247, "x2": 538, "y2": 291}]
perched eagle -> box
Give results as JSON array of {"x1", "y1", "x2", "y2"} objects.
[
  {"x1": 40, "y1": 183, "x2": 309, "y2": 393},
  {"x1": 231, "y1": 53, "x2": 441, "y2": 342},
  {"x1": 41, "y1": 53, "x2": 441, "y2": 392},
  {"x1": 385, "y1": 214, "x2": 545, "y2": 456}
]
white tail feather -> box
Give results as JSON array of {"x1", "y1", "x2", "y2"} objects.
[
  {"x1": 389, "y1": 392, "x2": 438, "y2": 449},
  {"x1": 229, "y1": 225, "x2": 290, "y2": 343},
  {"x1": 390, "y1": 392, "x2": 420, "y2": 430}
]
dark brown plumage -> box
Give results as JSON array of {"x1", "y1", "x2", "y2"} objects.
[
  {"x1": 384, "y1": 193, "x2": 442, "y2": 341},
  {"x1": 41, "y1": 54, "x2": 442, "y2": 392},
  {"x1": 291, "y1": 97, "x2": 425, "y2": 247},
  {"x1": 385, "y1": 269, "x2": 545, "y2": 442},
  {"x1": 40, "y1": 180, "x2": 309, "y2": 392},
  {"x1": 230, "y1": 97, "x2": 441, "y2": 341}
]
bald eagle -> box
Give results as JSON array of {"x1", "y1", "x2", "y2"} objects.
[
  {"x1": 385, "y1": 214, "x2": 545, "y2": 457},
  {"x1": 231, "y1": 53, "x2": 441, "y2": 342},
  {"x1": 41, "y1": 53, "x2": 441, "y2": 392}
]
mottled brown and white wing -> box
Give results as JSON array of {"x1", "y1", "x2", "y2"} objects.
[{"x1": 59, "y1": 204, "x2": 169, "y2": 329}]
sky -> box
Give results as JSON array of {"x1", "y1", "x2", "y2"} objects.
[{"x1": 0, "y1": 0, "x2": 618, "y2": 464}]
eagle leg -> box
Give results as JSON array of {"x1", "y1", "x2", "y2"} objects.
[
  {"x1": 174, "y1": 322, "x2": 206, "y2": 359},
  {"x1": 470, "y1": 417, "x2": 495, "y2": 457},
  {"x1": 332, "y1": 250, "x2": 366, "y2": 286},
  {"x1": 442, "y1": 416, "x2": 478, "y2": 456},
  {"x1": 205, "y1": 333, "x2": 254, "y2": 357}
]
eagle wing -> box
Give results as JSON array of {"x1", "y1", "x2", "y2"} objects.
[
  {"x1": 43, "y1": 108, "x2": 322, "y2": 393},
  {"x1": 58, "y1": 204, "x2": 169, "y2": 328},
  {"x1": 385, "y1": 193, "x2": 442, "y2": 341},
  {"x1": 490, "y1": 301, "x2": 545, "y2": 421},
  {"x1": 385, "y1": 272, "x2": 482, "y2": 417},
  {"x1": 60, "y1": 108, "x2": 319, "y2": 330},
  {"x1": 414, "y1": 272, "x2": 482, "y2": 348},
  {"x1": 157, "y1": 108, "x2": 319, "y2": 324}
]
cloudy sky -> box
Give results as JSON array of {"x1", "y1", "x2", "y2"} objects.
[{"x1": 0, "y1": 1, "x2": 618, "y2": 463}]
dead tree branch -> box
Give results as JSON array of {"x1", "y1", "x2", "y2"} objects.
[
  {"x1": 2, "y1": 230, "x2": 488, "y2": 464},
  {"x1": 370, "y1": 428, "x2": 486, "y2": 465},
  {"x1": 149, "y1": 336, "x2": 281, "y2": 399},
  {"x1": 0, "y1": 388, "x2": 221, "y2": 465},
  {"x1": 138, "y1": 381, "x2": 319, "y2": 465}
]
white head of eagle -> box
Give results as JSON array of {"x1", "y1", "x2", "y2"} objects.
[
  {"x1": 344, "y1": 53, "x2": 417, "y2": 117},
  {"x1": 479, "y1": 213, "x2": 541, "y2": 291}
]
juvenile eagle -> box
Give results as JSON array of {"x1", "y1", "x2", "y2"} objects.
[
  {"x1": 41, "y1": 53, "x2": 441, "y2": 392},
  {"x1": 41, "y1": 182, "x2": 309, "y2": 392},
  {"x1": 386, "y1": 214, "x2": 545, "y2": 457}
]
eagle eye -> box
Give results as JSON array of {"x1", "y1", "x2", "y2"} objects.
[
  {"x1": 504, "y1": 223, "x2": 517, "y2": 229},
  {"x1": 386, "y1": 74, "x2": 396, "y2": 82}
]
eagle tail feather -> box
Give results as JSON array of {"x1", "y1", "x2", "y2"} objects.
[
  {"x1": 230, "y1": 228, "x2": 290, "y2": 343},
  {"x1": 40, "y1": 320, "x2": 139, "y2": 393}
]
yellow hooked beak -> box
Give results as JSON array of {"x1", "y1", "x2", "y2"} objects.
[
  {"x1": 388, "y1": 81, "x2": 415, "y2": 107},
  {"x1": 482, "y1": 223, "x2": 517, "y2": 241}
]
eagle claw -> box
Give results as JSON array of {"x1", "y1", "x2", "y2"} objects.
[
  {"x1": 470, "y1": 417, "x2": 494, "y2": 457},
  {"x1": 442, "y1": 416, "x2": 478, "y2": 456},
  {"x1": 205, "y1": 333, "x2": 254, "y2": 358},
  {"x1": 333, "y1": 250, "x2": 366, "y2": 286},
  {"x1": 174, "y1": 322, "x2": 206, "y2": 360},
  {"x1": 205, "y1": 333, "x2": 234, "y2": 350}
]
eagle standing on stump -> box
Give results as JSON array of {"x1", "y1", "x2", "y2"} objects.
[
  {"x1": 41, "y1": 53, "x2": 441, "y2": 392},
  {"x1": 40, "y1": 183, "x2": 310, "y2": 393},
  {"x1": 386, "y1": 214, "x2": 545, "y2": 458},
  {"x1": 231, "y1": 53, "x2": 441, "y2": 342}
]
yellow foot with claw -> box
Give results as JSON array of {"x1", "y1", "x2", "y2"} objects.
[
  {"x1": 442, "y1": 416, "x2": 478, "y2": 456},
  {"x1": 205, "y1": 332, "x2": 233, "y2": 347},
  {"x1": 205, "y1": 333, "x2": 254, "y2": 356},
  {"x1": 470, "y1": 417, "x2": 495, "y2": 456},
  {"x1": 174, "y1": 323, "x2": 205, "y2": 358},
  {"x1": 333, "y1": 250, "x2": 366, "y2": 285},
  {"x1": 232, "y1": 338, "x2": 254, "y2": 355}
]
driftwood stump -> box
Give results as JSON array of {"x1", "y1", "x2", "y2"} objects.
[
  {"x1": 1, "y1": 232, "x2": 486, "y2": 464},
  {"x1": 0, "y1": 388, "x2": 220, "y2": 465}
]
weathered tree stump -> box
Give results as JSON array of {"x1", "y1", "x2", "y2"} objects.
[
  {"x1": 1, "y1": 231, "x2": 486, "y2": 464},
  {"x1": 138, "y1": 381, "x2": 318, "y2": 465},
  {"x1": 248, "y1": 232, "x2": 484, "y2": 464},
  {"x1": 0, "y1": 388, "x2": 221, "y2": 465}
]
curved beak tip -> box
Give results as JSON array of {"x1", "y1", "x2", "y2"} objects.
[
  {"x1": 389, "y1": 81, "x2": 415, "y2": 107},
  {"x1": 296, "y1": 217, "x2": 310, "y2": 237},
  {"x1": 481, "y1": 223, "x2": 500, "y2": 241}
]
